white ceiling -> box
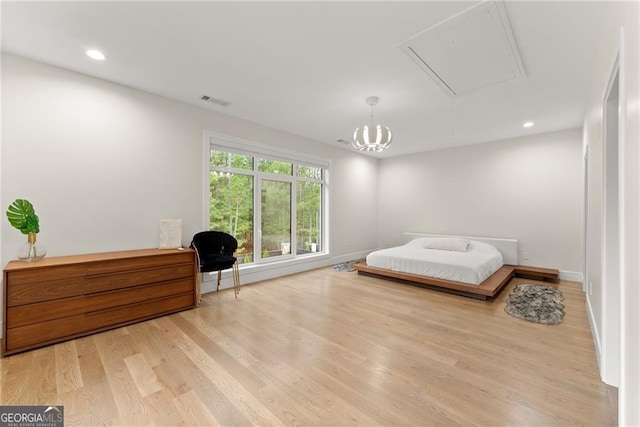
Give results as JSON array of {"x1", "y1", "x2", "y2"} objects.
[{"x1": 1, "y1": 1, "x2": 610, "y2": 158}]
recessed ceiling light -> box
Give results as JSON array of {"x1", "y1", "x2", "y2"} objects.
[
  {"x1": 86, "y1": 49, "x2": 106, "y2": 60},
  {"x1": 523, "y1": 121, "x2": 534, "y2": 128}
]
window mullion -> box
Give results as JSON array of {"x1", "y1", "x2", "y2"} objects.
[{"x1": 291, "y1": 178, "x2": 297, "y2": 256}]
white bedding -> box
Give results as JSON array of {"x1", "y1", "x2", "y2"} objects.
[{"x1": 366, "y1": 238, "x2": 504, "y2": 285}]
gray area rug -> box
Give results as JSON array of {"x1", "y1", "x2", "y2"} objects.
[
  {"x1": 505, "y1": 284, "x2": 565, "y2": 324},
  {"x1": 332, "y1": 259, "x2": 365, "y2": 272}
]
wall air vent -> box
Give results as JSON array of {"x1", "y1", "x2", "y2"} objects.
[
  {"x1": 200, "y1": 95, "x2": 232, "y2": 107},
  {"x1": 398, "y1": 1, "x2": 526, "y2": 96}
]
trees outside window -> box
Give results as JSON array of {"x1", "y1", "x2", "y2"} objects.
[{"x1": 208, "y1": 145, "x2": 326, "y2": 264}]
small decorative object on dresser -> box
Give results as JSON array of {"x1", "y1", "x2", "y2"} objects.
[
  {"x1": 5, "y1": 198, "x2": 47, "y2": 262},
  {"x1": 159, "y1": 218, "x2": 183, "y2": 249}
]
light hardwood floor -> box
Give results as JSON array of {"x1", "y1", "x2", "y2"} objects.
[{"x1": 1, "y1": 267, "x2": 616, "y2": 426}]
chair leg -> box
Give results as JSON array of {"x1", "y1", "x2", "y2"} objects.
[
  {"x1": 217, "y1": 270, "x2": 222, "y2": 291},
  {"x1": 196, "y1": 271, "x2": 203, "y2": 307},
  {"x1": 232, "y1": 261, "x2": 240, "y2": 298}
]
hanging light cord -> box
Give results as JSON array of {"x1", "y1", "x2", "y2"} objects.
[{"x1": 370, "y1": 103, "x2": 376, "y2": 127}]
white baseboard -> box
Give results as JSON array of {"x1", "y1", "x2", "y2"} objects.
[
  {"x1": 559, "y1": 270, "x2": 583, "y2": 283},
  {"x1": 586, "y1": 294, "x2": 603, "y2": 376},
  {"x1": 203, "y1": 260, "x2": 586, "y2": 293},
  {"x1": 202, "y1": 250, "x2": 369, "y2": 294}
]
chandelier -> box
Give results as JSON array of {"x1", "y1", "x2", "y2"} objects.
[{"x1": 352, "y1": 96, "x2": 392, "y2": 152}]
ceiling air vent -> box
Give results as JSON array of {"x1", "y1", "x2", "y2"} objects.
[
  {"x1": 398, "y1": 1, "x2": 526, "y2": 96},
  {"x1": 200, "y1": 95, "x2": 232, "y2": 107}
]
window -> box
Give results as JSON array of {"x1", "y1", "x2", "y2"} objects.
[{"x1": 205, "y1": 132, "x2": 328, "y2": 265}]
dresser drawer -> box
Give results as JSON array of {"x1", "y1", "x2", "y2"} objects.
[
  {"x1": 6, "y1": 250, "x2": 195, "y2": 285},
  {"x1": 7, "y1": 278, "x2": 195, "y2": 328},
  {"x1": 7, "y1": 262, "x2": 194, "y2": 306},
  {"x1": 6, "y1": 293, "x2": 195, "y2": 353}
]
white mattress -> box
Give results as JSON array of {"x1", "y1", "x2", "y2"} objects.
[{"x1": 366, "y1": 238, "x2": 504, "y2": 285}]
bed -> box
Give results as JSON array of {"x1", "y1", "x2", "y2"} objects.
[{"x1": 352, "y1": 233, "x2": 519, "y2": 299}]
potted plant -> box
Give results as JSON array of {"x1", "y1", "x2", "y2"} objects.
[{"x1": 6, "y1": 198, "x2": 47, "y2": 261}]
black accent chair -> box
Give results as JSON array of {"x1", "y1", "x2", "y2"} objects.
[{"x1": 190, "y1": 231, "x2": 240, "y2": 298}]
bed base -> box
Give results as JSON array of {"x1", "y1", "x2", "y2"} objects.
[{"x1": 352, "y1": 262, "x2": 516, "y2": 300}]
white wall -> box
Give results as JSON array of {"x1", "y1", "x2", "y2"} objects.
[
  {"x1": 0, "y1": 53, "x2": 379, "y2": 331},
  {"x1": 378, "y1": 128, "x2": 583, "y2": 278},
  {"x1": 583, "y1": 1, "x2": 639, "y2": 424}
]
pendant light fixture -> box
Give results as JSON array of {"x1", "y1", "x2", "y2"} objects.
[{"x1": 352, "y1": 96, "x2": 392, "y2": 152}]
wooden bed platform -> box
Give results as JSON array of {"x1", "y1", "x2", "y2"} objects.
[
  {"x1": 352, "y1": 262, "x2": 517, "y2": 300},
  {"x1": 354, "y1": 233, "x2": 560, "y2": 299}
]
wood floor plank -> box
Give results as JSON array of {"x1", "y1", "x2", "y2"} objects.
[
  {"x1": 28, "y1": 346, "x2": 57, "y2": 404},
  {"x1": 0, "y1": 353, "x2": 4, "y2": 405},
  {"x1": 167, "y1": 320, "x2": 288, "y2": 427},
  {"x1": 0, "y1": 267, "x2": 616, "y2": 426},
  {"x1": 61, "y1": 343, "x2": 121, "y2": 427},
  {"x1": 128, "y1": 322, "x2": 165, "y2": 368},
  {"x1": 144, "y1": 388, "x2": 190, "y2": 427},
  {"x1": 1, "y1": 350, "x2": 35, "y2": 405},
  {"x1": 145, "y1": 316, "x2": 252, "y2": 426},
  {"x1": 127, "y1": 320, "x2": 191, "y2": 397},
  {"x1": 173, "y1": 389, "x2": 221, "y2": 427},
  {"x1": 55, "y1": 341, "x2": 83, "y2": 394},
  {"x1": 178, "y1": 314, "x2": 330, "y2": 425},
  {"x1": 93, "y1": 330, "x2": 155, "y2": 426},
  {"x1": 123, "y1": 353, "x2": 164, "y2": 398}
]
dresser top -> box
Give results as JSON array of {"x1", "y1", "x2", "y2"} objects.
[{"x1": 4, "y1": 248, "x2": 194, "y2": 272}]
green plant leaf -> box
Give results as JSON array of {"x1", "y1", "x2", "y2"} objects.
[{"x1": 6, "y1": 199, "x2": 40, "y2": 234}]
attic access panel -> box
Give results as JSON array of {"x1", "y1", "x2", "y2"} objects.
[{"x1": 399, "y1": 1, "x2": 526, "y2": 96}]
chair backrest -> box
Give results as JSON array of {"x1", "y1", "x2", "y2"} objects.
[{"x1": 190, "y1": 231, "x2": 238, "y2": 256}]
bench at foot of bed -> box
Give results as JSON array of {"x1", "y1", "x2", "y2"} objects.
[{"x1": 514, "y1": 265, "x2": 560, "y2": 282}]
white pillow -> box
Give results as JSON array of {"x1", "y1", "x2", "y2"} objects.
[{"x1": 423, "y1": 237, "x2": 470, "y2": 252}]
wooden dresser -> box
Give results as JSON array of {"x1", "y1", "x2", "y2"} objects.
[{"x1": 2, "y1": 248, "x2": 197, "y2": 357}]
